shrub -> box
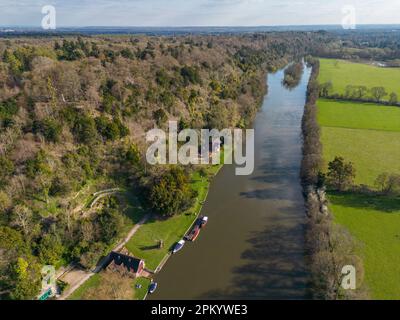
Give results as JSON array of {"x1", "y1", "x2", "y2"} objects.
[
  {"x1": 0, "y1": 98, "x2": 18, "y2": 118},
  {"x1": 389, "y1": 92, "x2": 398, "y2": 105},
  {"x1": 25, "y1": 150, "x2": 51, "y2": 178},
  {"x1": 159, "y1": 90, "x2": 175, "y2": 109},
  {"x1": 95, "y1": 116, "x2": 129, "y2": 140},
  {"x1": 72, "y1": 114, "x2": 98, "y2": 145},
  {"x1": 120, "y1": 48, "x2": 134, "y2": 59},
  {"x1": 33, "y1": 118, "x2": 62, "y2": 143},
  {"x1": 96, "y1": 208, "x2": 124, "y2": 244},
  {"x1": 49, "y1": 175, "x2": 72, "y2": 196},
  {"x1": 180, "y1": 66, "x2": 201, "y2": 85},
  {"x1": 37, "y1": 234, "x2": 65, "y2": 265},
  {"x1": 79, "y1": 242, "x2": 107, "y2": 270},
  {"x1": 156, "y1": 69, "x2": 171, "y2": 87},
  {"x1": 153, "y1": 108, "x2": 168, "y2": 126},
  {"x1": 375, "y1": 173, "x2": 400, "y2": 195},
  {"x1": 0, "y1": 156, "x2": 14, "y2": 181}
]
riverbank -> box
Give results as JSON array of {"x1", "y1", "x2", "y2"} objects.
[
  {"x1": 301, "y1": 57, "x2": 369, "y2": 299},
  {"x1": 126, "y1": 162, "x2": 224, "y2": 272},
  {"x1": 61, "y1": 65, "x2": 273, "y2": 299},
  {"x1": 63, "y1": 161, "x2": 223, "y2": 300},
  {"x1": 150, "y1": 64, "x2": 312, "y2": 299}
]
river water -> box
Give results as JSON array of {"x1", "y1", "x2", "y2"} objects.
[{"x1": 150, "y1": 65, "x2": 312, "y2": 299}]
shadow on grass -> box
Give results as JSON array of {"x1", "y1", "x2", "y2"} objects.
[
  {"x1": 140, "y1": 244, "x2": 161, "y2": 251},
  {"x1": 121, "y1": 190, "x2": 148, "y2": 224},
  {"x1": 328, "y1": 191, "x2": 400, "y2": 213}
]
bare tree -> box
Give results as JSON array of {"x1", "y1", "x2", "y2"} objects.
[{"x1": 11, "y1": 204, "x2": 33, "y2": 236}]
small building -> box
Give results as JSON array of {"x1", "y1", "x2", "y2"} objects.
[{"x1": 107, "y1": 251, "x2": 144, "y2": 277}]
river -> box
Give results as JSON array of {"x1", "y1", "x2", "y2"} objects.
[{"x1": 149, "y1": 64, "x2": 312, "y2": 299}]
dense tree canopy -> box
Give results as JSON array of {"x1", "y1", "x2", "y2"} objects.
[{"x1": 148, "y1": 167, "x2": 196, "y2": 217}]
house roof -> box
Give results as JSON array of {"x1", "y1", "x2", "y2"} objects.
[{"x1": 109, "y1": 251, "x2": 143, "y2": 273}]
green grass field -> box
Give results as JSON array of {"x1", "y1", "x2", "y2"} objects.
[
  {"x1": 319, "y1": 58, "x2": 400, "y2": 100},
  {"x1": 318, "y1": 58, "x2": 400, "y2": 299},
  {"x1": 133, "y1": 277, "x2": 151, "y2": 300},
  {"x1": 317, "y1": 99, "x2": 400, "y2": 186},
  {"x1": 329, "y1": 192, "x2": 400, "y2": 299},
  {"x1": 68, "y1": 274, "x2": 101, "y2": 300},
  {"x1": 317, "y1": 99, "x2": 400, "y2": 132},
  {"x1": 125, "y1": 210, "x2": 196, "y2": 271},
  {"x1": 126, "y1": 164, "x2": 222, "y2": 271},
  {"x1": 321, "y1": 127, "x2": 400, "y2": 186}
]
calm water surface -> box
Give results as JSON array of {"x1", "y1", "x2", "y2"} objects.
[{"x1": 150, "y1": 65, "x2": 312, "y2": 299}]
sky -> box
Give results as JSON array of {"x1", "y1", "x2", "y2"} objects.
[{"x1": 0, "y1": 0, "x2": 399, "y2": 27}]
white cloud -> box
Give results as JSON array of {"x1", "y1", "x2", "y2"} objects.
[{"x1": 0, "y1": 0, "x2": 399, "y2": 27}]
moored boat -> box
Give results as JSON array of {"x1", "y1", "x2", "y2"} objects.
[
  {"x1": 172, "y1": 239, "x2": 185, "y2": 254},
  {"x1": 186, "y1": 225, "x2": 201, "y2": 241},
  {"x1": 148, "y1": 281, "x2": 157, "y2": 294},
  {"x1": 199, "y1": 216, "x2": 208, "y2": 227}
]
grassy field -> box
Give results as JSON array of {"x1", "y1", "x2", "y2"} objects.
[
  {"x1": 68, "y1": 274, "x2": 101, "y2": 300},
  {"x1": 319, "y1": 58, "x2": 400, "y2": 100},
  {"x1": 317, "y1": 99, "x2": 400, "y2": 186},
  {"x1": 126, "y1": 164, "x2": 222, "y2": 271},
  {"x1": 321, "y1": 127, "x2": 400, "y2": 186},
  {"x1": 133, "y1": 277, "x2": 151, "y2": 300},
  {"x1": 317, "y1": 99, "x2": 400, "y2": 132},
  {"x1": 318, "y1": 58, "x2": 400, "y2": 299},
  {"x1": 328, "y1": 192, "x2": 400, "y2": 299}
]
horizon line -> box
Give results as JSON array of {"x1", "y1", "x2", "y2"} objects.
[{"x1": 2, "y1": 23, "x2": 400, "y2": 28}]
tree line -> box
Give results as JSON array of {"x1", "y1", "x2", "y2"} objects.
[
  {"x1": 301, "y1": 56, "x2": 368, "y2": 299},
  {"x1": 319, "y1": 82, "x2": 399, "y2": 106}
]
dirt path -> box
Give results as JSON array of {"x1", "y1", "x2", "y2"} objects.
[{"x1": 58, "y1": 214, "x2": 150, "y2": 300}]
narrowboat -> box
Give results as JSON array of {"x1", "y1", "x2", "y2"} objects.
[{"x1": 186, "y1": 225, "x2": 201, "y2": 241}]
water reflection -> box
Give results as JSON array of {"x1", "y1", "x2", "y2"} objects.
[{"x1": 150, "y1": 64, "x2": 312, "y2": 300}]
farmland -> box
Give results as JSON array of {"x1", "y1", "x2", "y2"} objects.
[
  {"x1": 319, "y1": 58, "x2": 400, "y2": 100},
  {"x1": 317, "y1": 99, "x2": 400, "y2": 186},
  {"x1": 317, "y1": 99, "x2": 400, "y2": 132},
  {"x1": 317, "y1": 59, "x2": 400, "y2": 299},
  {"x1": 328, "y1": 192, "x2": 400, "y2": 299},
  {"x1": 320, "y1": 127, "x2": 400, "y2": 186}
]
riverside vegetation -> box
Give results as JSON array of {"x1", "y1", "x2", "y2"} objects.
[
  {"x1": 302, "y1": 55, "x2": 400, "y2": 299},
  {"x1": 301, "y1": 57, "x2": 369, "y2": 300},
  {"x1": 316, "y1": 58, "x2": 400, "y2": 299},
  {"x1": 1, "y1": 30, "x2": 400, "y2": 299},
  {"x1": 0, "y1": 32, "x2": 318, "y2": 299}
]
